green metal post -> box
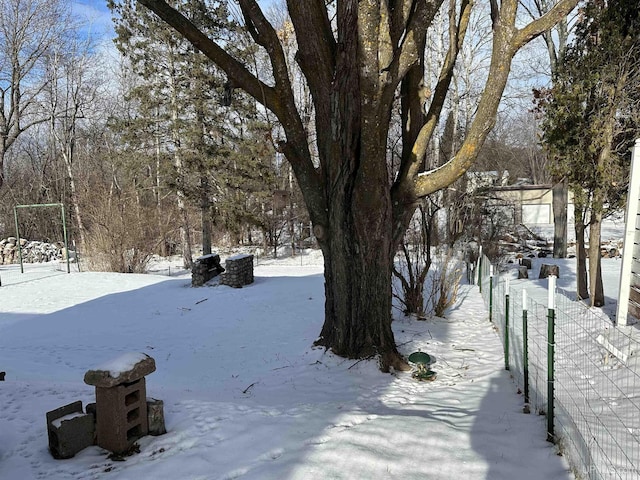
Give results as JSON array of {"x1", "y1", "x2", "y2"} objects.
[
  {"x1": 13, "y1": 206, "x2": 24, "y2": 273},
  {"x1": 60, "y1": 204, "x2": 70, "y2": 274},
  {"x1": 547, "y1": 276, "x2": 556, "y2": 443},
  {"x1": 478, "y1": 255, "x2": 483, "y2": 293},
  {"x1": 504, "y1": 277, "x2": 510, "y2": 371},
  {"x1": 523, "y1": 289, "x2": 530, "y2": 405}
]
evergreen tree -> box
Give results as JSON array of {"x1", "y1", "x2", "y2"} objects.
[
  {"x1": 540, "y1": 0, "x2": 640, "y2": 306},
  {"x1": 108, "y1": 0, "x2": 253, "y2": 266}
]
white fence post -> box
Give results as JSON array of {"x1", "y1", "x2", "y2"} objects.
[{"x1": 617, "y1": 138, "x2": 640, "y2": 326}]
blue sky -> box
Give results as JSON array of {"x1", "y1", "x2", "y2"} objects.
[
  {"x1": 71, "y1": 1, "x2": 115, "y2": 40},
  {"x1": 69, "y1": 0, "x2": 278, "y2": 44}
]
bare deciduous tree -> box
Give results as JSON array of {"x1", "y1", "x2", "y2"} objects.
[
  {"x1": 132, "y1": 0, "x2": 579, "y2": 369},
  {"x1": 44, "y1": 39, "x2": 104, "y2": 250},
  {"x1": 0, "y1": 0, "x2": 72, "y2": 188}
]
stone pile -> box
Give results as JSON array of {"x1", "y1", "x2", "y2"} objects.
[{"x1": 0, "y1": 237, "x2": 64, "y2": 264}]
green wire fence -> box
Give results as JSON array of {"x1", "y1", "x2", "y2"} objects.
[{"x1": 478, "y1": 253, "x2": 640, "y2": 480}]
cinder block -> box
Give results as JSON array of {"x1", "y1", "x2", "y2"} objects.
[
  {"x1": 95, "y1": 379, "x2": 148, "y2": 454},
  {"x1": 147, "y1": 398, "x2": 166, "y2": 436},
  {"x1": 47, "y1": 401, "x2": 95, "y2": 459}
]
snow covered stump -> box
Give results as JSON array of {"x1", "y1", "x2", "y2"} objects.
[
  {"x1": 518, "y1": 266, "x2": 529, "y2": 279},
  {"x1": 84, "y1": 353, "x2": 156, "y2": 455},
  {"x1": 539, "y1": 264, "x2": 560, "y2": 279}
]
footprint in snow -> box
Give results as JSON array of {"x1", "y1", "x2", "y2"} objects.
[{"x1": 259, "y1": 449, "x2": 284, "y2": 461}]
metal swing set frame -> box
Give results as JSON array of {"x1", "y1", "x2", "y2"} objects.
[{"x1": 13, "y1": 203, "x2": 71, "y2": 274}]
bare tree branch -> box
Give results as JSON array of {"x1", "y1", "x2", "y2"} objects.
[
  {"x1": 392, "y1": 0, "x2": 472, "y2": 205},
  {"x1": 413, "y1": 0, "x2": 579, "y2": 198},
  {"x1": 513, "y1": 0, "x2": 579, "y2": 49}
]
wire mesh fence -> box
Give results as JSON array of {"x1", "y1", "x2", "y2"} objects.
[{"x1": 478, "y1": 253, "x2": 640, "y2": 479}]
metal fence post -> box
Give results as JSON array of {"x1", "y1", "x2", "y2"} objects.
[
  {"x1": 478, "y1": 249, "x2": 483, "y2": 292},
  {"x1": 547, "y1": 275, "x2": 556, "y2": 443},
  {"x1": 505, "y1": 276, "x2": 510, "y2": 371},
  {"x1": 13, "y1": 206, "x2": 24, "y2": 274},
  {"x1": 522, "y1": 288, "x2": 529, "y2": 406},
  {"x1": 60, "y1": 204, "x2": 71, "y2": 274},
  {"x1": 489, "y1": 265, "x2": 494, "y2": 322}
]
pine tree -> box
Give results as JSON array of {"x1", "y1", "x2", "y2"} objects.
[
  {"x1": 109, "y1": 0, "x2": 251, "y2": 266},
  {"x1": 541, "y1": 0, "x2": 640, "y2": 306}
]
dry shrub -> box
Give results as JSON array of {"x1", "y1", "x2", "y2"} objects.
[
  {"x1": 393, "y1": 203, "x2": 436, "y2": 319},
  {"x1": 83, "y1": 189, "x2": 175, "y2": 273},
  {"x1": 427, "y1": 247, "x2": 464, "y2": 318}
]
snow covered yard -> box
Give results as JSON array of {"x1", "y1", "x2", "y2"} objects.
[{"x1": 0, "y1": 259, "x2": 572, "y2": 479}]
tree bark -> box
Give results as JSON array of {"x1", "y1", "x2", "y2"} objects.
[
  {"x1": 574, "y1": 201, "x2": 589, "y2": 300},
  {"x1": 552, "y1": 178, "x2": 568, "y2": 258},
  {"x1": 588, "y1": 205, "x2": 604, "y2": 306},
  {"x1": 62, "y1": 142, "x2": 87, "y2": 250},
  {"x1": 311, "y1": 3, "x2": 407, "y2": 370},
  {"x1": 169, "y1": 62, "x2": 193, "y2": 269},
  {"x1": 318, "y1": 222, "x2": 400, "y2": 368},
  {"x1": 201, "y1": 174, "x2": 212, "y2": 256}
]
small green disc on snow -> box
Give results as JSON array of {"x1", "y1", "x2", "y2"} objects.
[
  {"x1": 408, "y1": 351, "x2": 432, "y2": 365},
  {"x1": 412, "y1": 369, "x2": 437, "y2": 381}
]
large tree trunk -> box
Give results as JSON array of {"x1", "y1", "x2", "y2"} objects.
[
  {"x1": 588, "y1": 207, "x2": 604, "y2": 306},
  {"x1": 315, "y1": 162, "x2": 408, "y2": 372},
  {"x1": 552, "y1": 178, "x2": 568, "y2": 258},
  {"x1": 575, "y1": 202, "x2": 589, "y2": 300},
  {"x1": 318, "y1": 232, "x2": 398, "y2": 367},
  {"x1": 313, "y1": 7, "x2": 406, "y2": 370}
]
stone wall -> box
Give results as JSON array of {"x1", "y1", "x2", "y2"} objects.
[
  {"x1": 191, "y1": 254, "x2": 225, "y2": 287},
  {"x1": 221, "y1": 254, "x2": 254, "y2": 288},
  {"x1": 0, "y1": 237, "x2": 64, "y2": 265}
]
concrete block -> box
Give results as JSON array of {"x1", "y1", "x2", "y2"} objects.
[
  {"x1": 147, "y1": 398, "x2": 166, "y2": 436},
  {"x1": 95, "y1": 378, "x2": 148, "y2": 454},
  {"x1": 47, "y1": 401, "x2": 95, "y2": 459}
]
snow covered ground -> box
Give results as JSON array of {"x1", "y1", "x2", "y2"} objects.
[{"x1": 0, "y1": 254, "x2": 576, "y2": 480}]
